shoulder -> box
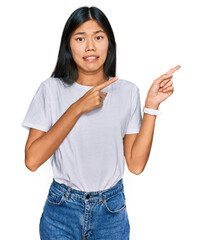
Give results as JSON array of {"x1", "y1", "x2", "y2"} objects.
[
  {"x1": 113, "y1": 78, "x2": 140, "y2": 94},
  {"x1": 39, "y1": 77, "x2": 69, "y2": 93},
  {"x1": 40, "y1": 77, "x2": 61, "y2": 88}
]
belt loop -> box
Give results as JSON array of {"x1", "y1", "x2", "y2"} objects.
[
  {"x1": 64, "y1": 186, "x2": 71, "y2": 200},
  {"x1": 99, "y1": 190, "x2": 102, "y2": 204}
]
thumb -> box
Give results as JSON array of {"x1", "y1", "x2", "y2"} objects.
[{"x1": 103, "y1": 92, "x2": 108, "y2": 95}]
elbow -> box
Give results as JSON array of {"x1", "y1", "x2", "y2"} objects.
[
  {"x1": 25, "y1": 157, "x2": 38, "y2": 172},
  {"x1": 129, "y1": 167, "x2": 143, "y2": 175},
  {"x1": 129, "y1": 162, "x2": 144, "y2": 175},
  {"x1": 129, "y1": 156, "x2": 147, "y2": 175}
]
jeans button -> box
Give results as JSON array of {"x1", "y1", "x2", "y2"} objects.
[{"x1": 86, "y1": 194, "x2": 90, "y2": 199}]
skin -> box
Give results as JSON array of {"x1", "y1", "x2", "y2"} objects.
[
  {"x1": 70, "y1": 19, "x2": 109, "y2": 87},
  {"x1": 125, "y1": 65, "x2": 181, "y2": 174},
  {"x1": 24, "y1": 18, "x2": 181, "y2": 175},
  {"x1": 69, "y1": 19, "x2": 182, "y2": 174},
  {"x1": 24, "y1": 19, "x2": 118, "y2": 172},
  {"x1": 145, "y1": 65, "x2": 181, "y2": 109}
]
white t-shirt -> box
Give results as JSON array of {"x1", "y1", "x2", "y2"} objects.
[{"x1": 21, "y1": 76, "x2": 142, "y2": 192}]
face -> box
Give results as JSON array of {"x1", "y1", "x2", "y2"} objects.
[{"x1": 70, "y1": 20, "x2": 109, "y2": 74}]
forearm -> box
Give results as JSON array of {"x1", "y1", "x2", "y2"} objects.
[
  {"x1": 25, "y1": 101, "x2": 83, "y2": 171},
  {"x1": 129, "y1": 101, "x2": 159, "y2": 174},
  {"x1": 129, "y1": 65, "x2": 180, "y2": 174}
]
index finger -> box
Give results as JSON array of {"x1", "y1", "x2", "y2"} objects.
[
  {"x1": 94, "y1": 76, "x2": 119, "y2": 91},
  {"x1": 166, "y1": 65, "x2": 181, "y2": 75}
]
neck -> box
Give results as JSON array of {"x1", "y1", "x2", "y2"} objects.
[{"x1": 76, "y1": 69, "x2": 109, "y2": 87}]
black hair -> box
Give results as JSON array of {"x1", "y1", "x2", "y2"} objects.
[{"x1": 50, "y1": 6, "x2": 116, "y2": 86}]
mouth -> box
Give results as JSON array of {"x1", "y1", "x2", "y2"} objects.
[{"x1": 83, "y1": 55, "x2": 99, "y2": 62}]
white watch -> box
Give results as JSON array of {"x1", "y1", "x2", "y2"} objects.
[{"x1": 143, "y1": 106, "x2": 161, "y2": 116}]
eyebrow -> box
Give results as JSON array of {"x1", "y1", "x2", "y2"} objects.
[{"x1": 74, "y1": 30, "x2": 105, "y2": 36}]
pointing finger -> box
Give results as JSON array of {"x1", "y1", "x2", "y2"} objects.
[
  {"x1": 155, "y1": 65, "x2": 181, "y2": 84},
  {"x1": 94, "y1": 76, "x2": 119, "y2": 91},
  {"x1": 166, "y1": 65, "x2": 181, "y2": 75}
]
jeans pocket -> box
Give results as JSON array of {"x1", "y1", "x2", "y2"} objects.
[
  {"x1": 46, "y1": 185, "x2": 65, "y2": 206},
  {"x1": 103, "y1": 191, "x2": 126, "y2": 214}
]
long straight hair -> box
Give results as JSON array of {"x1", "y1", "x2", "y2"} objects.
[{"x1": 50, "y1": 6, "x2": 116, "y2": 86}]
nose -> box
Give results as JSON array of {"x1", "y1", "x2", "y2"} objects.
[{"x1": 85, "y1": 37, "x2": 95, "y2": 52}]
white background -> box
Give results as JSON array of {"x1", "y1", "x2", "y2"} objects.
[{"x1": 1, "y1": 0, "x2": 201, "y2": 239}]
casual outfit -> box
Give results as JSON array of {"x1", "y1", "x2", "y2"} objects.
[
  {"x1": 39, "y1": 178, "x2": 129, "y2": 239},
  {"x1": 21, "y1": 76, "x2": 142, "y2": 239}
]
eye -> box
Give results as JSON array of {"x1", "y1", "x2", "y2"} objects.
[
  {"x1": 96, "y1": 36, "x2": 103, "y2": 40},
  {"x1": 76, "y1": 37, "x2": 84, "y2": 42}
]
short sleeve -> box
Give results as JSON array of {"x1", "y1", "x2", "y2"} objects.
[
  {"x1": 125, "y1": 85, "x2": 142, "y2": 134},
  {"x1": 21, "y1": 82, "x2": 52, "y2": 132}
]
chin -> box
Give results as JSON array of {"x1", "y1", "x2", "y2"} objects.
[{"x1": 83, "y1": 64, "x2": 104, "y2": 71}]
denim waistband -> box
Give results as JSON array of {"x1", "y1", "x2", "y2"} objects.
[{"x1": 51, "y1": 178, "x2": 124, "y2": 203}]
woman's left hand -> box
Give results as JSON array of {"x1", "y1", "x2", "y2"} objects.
[{"x1": 145, "y1": 65, "x2": 181, "y2": 109}]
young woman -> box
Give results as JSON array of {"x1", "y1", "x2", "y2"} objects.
[{"x1": 22, "y1": 6, "x2": 180, "y2": 240}]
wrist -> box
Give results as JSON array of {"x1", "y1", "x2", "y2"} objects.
[
  {"x1": 71, "y1": 101, "x2": 84, "y2": 116},
  {"x1": 144, "y1": 99, "x2": 159, "y2": 110}
]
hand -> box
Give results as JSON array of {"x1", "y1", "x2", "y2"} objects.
[
  {"x1": 76, "y1": 76, "x2": 119, "y2": 114},
  {"x1": 145, "y1": 65, "x2": 181, "y2": 109}
]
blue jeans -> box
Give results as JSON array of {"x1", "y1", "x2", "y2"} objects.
[{"x1": 39, "y1": 178, "x2": 130, "y2": 239}]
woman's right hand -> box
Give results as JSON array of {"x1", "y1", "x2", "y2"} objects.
[{"x1": 75, "y1": 76, "x2": 119, "y2": 114}]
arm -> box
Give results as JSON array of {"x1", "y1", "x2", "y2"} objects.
[
  {"x1": 25, "y1": 102, "x2": 82, "y2": 172},
  {"x1": 25, "y1": 76, "x2": 119, "y2": 172},
  {"x1": 126, "y1": 65, "x2": 181, "y2": 174},
  {"x1": 128, "y1": 101, "x2": 158, "y2": 174}
]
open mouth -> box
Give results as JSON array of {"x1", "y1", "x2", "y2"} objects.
[{"x1": 83, "y1": 56, "x2": 99, "y2": 62}]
